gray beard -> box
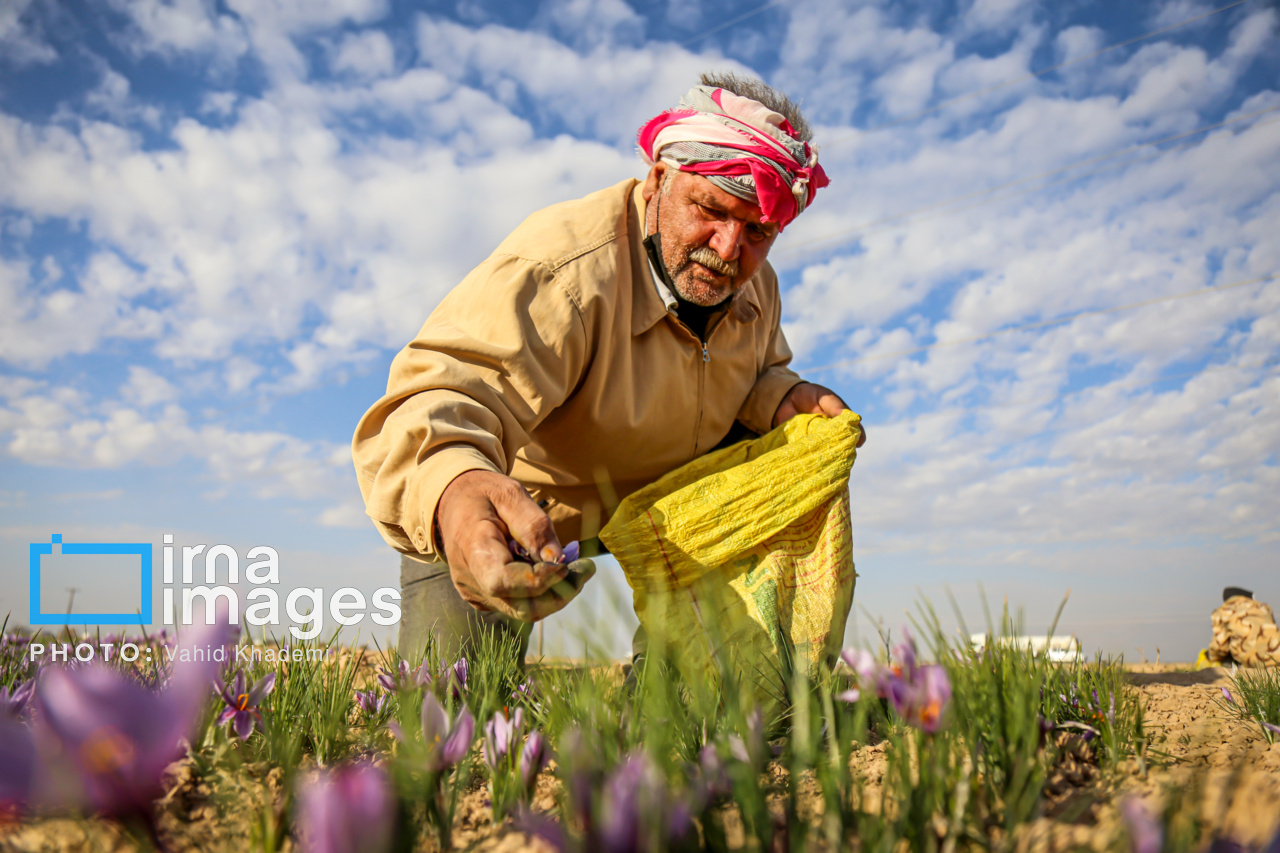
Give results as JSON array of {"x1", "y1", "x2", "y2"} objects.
[{"x1": 665, "y1": 244, "x2": 739, "y2": 307}]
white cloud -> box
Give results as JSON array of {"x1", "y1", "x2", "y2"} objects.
[
  {"x1": 0, "y1": 376, "x2": 356, "y2": 512},
  {"x1": 936, "y1": 23, "x2": 1042, "y2": 103},
  {"x1": 960, "y1": 0, "x2": 1035, "y2": 35},
  {"x1": 748, "y1": 1, "x2": 1280, "y2": 581},
  {"x1": 227, "y1": 0, "x2": 389, "y2": 34},
  {"x1": 121, "y1": 366, "x2": 178, "y2": 408},
  {"x1": 223, "y1": 356, "x2": 263, "y2": 393},
  {"x1": 106, "y1": 0, "x2": 249, "y2": 64},
  {"x1": 413, "y1": 14, "x2": 738, "y2": 146},
  {"x1": 0, "y1": 0, "x2": 57, "y2": 66},
  {"x1": 1, "y1": 0, "x2": 1278, "y2": 659},
  {"x1": 534, "y1": 0, "x2": 645, "y2": 50},
  {"x1": 1149, "y1": 0, "x2": 1216, "y2": 31},
  {"x1": 1054, "y1": 25, "x2": 1104, "y2": 65},
  {"x1": 0, "y1": 252, "x2": 165, "y2": 368},
  {"x1": 777, "y1": 2, "x2": 955, "y2": 126},
  {"x1": 330, "y1": 29, "x2": 395, "y2": 79}
]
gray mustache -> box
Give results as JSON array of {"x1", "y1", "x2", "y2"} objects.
[{"x1": 688, "y1": 246, "x2": 738, "y2": 278}]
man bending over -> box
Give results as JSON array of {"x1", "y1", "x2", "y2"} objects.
[{"x1": 353, "y1": 72, "x2": 862, "y2": 658}]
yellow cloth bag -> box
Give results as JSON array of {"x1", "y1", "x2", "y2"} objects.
[{"x1": 600, "y1": 411, "x2": 862, "y2": 714}]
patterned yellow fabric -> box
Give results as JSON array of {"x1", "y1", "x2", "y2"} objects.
[
  {"x1": 601, "y1": 411, "x2": 862, "y2": 716},
  {"x1": 1208, "y1": 595, "x2": 1280, "y2": 667}
]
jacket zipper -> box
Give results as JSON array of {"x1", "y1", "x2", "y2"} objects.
[{"x1": 690, "y1": 315, "x2": 727, "y2": 457}]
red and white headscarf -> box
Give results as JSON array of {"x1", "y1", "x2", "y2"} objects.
[{"x1": 637, "y1": 85, "x2": 829, "y2": 230}]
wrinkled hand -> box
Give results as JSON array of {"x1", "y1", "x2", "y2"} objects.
[
  {"x1": 772, "y1": 382, "x2": 867, "y2": 447},
  {"x1": 436, "y1": 470, "x2": 595, "y2": 622}
]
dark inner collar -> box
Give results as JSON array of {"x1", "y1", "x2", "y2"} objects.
[{"x1": 643, "y1": 232, "x2": 727, "y2": 343}]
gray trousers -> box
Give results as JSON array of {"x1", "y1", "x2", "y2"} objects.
[{"x1": 398, "y1": 553, "x2": 532, "y2": 661}]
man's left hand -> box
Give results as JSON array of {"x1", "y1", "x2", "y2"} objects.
[{"x1": 772, "y1": 382, "x2": 867, "y2": 447}]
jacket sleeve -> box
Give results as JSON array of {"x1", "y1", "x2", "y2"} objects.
[
  {"x1": 735, "y1": 275, "x2": 803, "y2": 435},
  {"x1": 351, "y1": 253, "x2": 588, "y2": 558}
]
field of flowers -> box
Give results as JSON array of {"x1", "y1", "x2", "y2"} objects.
[{"x1": 1, "y1": 605, "x2": 1279, "y2": 853}]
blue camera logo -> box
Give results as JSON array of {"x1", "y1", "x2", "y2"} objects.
[{"x1": 29, "y1": 534, "x2": 153, "y2": 626}]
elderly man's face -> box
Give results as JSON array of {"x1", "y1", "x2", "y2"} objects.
[{"x1": 642, "y1": 163, "x2": 779, "y2": 307}]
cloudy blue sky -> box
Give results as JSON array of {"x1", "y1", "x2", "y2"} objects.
[{"x1": 1, "y1": 0, "x2": 1277, "y2": 660}]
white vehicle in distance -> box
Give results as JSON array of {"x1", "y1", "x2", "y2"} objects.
[{"x1": 969, "y1": 634, "x2": 1084, "y2": 663}]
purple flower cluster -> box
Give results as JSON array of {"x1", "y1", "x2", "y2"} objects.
[
  {"x1": 1052, "y1": 681, "x2": 1116, "y2": 741},
  {"x1": 416, "y1": 691, "x2": 475, "y2": 773},
  {"x1": 361, "y1": 656, "x2": 470, "y2": 722},
  {"x1": 519, "y1": 749, "x2": 695, "y2": 853},
  {"x1": 354, "y1": 688, "x2": 388, "y2": 716},
  {"x1": 487, "y1": 707, "x2": 551, "y2": 787},
  {"x1": 0, "y1": 618, "x2": 229, "y2": 825},
  {"x1": 376, "y1": 659, "x2": 413, "y2": 693},
  {"x1": 838, "y1": 630, "x2": 953, "y2": 733}
]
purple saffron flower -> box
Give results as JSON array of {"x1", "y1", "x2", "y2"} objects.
[
  {"x1": 216, "y1": 670, "x2": 277, "y2": 741},
  {"x1": 414, "y1": 657, "x2": 468, "y2": 699},
  {"x1": 20, "y1": 616, "x2": 229, "y2": 818},
  {"x1": 882, "y1": 664, "x2": 951, "y2": 733},
  {"x1": 412, "y1": 660, "x2": 434, "y2": 687},
  {"x1": 419, "y1": 690, "x2": 474, "y2": 772},
  {"x1": 512, "y1": 678, "x2": 535, "y2": 702},
  {"x1": 598, "y1": 753, "x2": 696, "y2": 852},
  {"x1": 837, "y1": 646, "x2": 888, "y2": 703},
  {"x1": 296, "y1": 760, "x2": 395, "y2": 853},
  {"x1": 1119, "y1": 796, "x2": 1163, "y2": 853},
  {"x1": 517, "y1": 741, "x2": 694, "y2": 853},
  {"x1": 518, "y1": 729, "x2": 552, "y2": 790},
  {"x1": 354, "y1": 689, "x2": 387, "y2": 716},
  {"x1": 483, "y1": 707, "x2": 525, "y2": 768},
  {"x1": 1263, "y1": 722, "x2": 1280, "y2": 735},
  {"x1": 891, "y1": 628, "x2": 920, "y2": 681},
  {"x1": 839, "y1": 647, "x2": 881, "y2": 683},
  {"x1": 597, "y1": 755, "x2": 650, "y2": 853},
  {"x1": 0, "y1": 681, "x2": 34, "y2": 719},
  {"x1": 914, "y1": 665, "x2": 952, "y2": 733},
  {"x1": 508, "y1": 539, "x2": 582, "y2": 565},
  {"x1": 377, "y1": 660, "x2": 411, "y2": 693},
  {"x1": 508, "y1": 538, "x2": 532, "y2": 561},
  {"x1": 450, "y1": 657, "x2": 469, "y2": 697},
  {"x1": 1221, "y1": 686, "x2": 1235, "y2": 704},
  {"x1": 850, "y1": 630, "x2": 953, "y2": 733}
]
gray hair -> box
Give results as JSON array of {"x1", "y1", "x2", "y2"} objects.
[{"x1": 699, "y1": 70, "x2": 813, "y2": 143}]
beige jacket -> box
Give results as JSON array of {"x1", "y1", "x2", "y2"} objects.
[{"x1": 353, "y1": 178, "x2": 803, "y2": 558}]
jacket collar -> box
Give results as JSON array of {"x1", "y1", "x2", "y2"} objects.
[{"x1": 630, "y1": 181, "x2": 764, "y2": 336}]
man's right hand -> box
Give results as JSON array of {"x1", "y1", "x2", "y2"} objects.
[{"x1": 435, "y1": 469, "x2": 595, "y2": 622}]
